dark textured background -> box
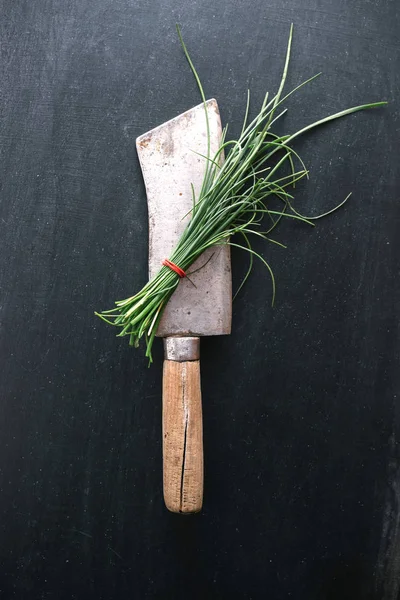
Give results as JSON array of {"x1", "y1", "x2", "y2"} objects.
[{"x1": 0, "y1": 1, "x2": 399, "y2": 598}]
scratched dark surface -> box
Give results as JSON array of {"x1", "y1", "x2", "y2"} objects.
[{"x1": 0, "y1": 1, "x2": 399, "y2": 598}]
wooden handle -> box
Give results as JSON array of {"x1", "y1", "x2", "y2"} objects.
[{"x1": 162, "y1": 359, "x2": 203, "y2": 513}]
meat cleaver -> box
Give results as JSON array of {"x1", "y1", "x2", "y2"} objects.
[{"x1": 136, "y1": 99, "x2": 232, "y2": 513}]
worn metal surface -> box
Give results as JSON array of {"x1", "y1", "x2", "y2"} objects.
[
  {"x1": 136, "y1": 99, "x2": 232, "y2": 338},
  {"x1": 163, "y1": 337, "x2": 200, "y2": 362}
]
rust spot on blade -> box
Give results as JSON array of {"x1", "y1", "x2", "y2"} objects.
[
  {"x1": 212, "y1": 102, "x2": 220, "y2": 116},
  {"x1": 138, "y1": 136, "x2": 151, "y2": 148}
]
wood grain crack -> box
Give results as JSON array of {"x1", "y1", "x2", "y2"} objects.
[{"x1": 179, "y1": 364, "x2": 188, "y2": 513}]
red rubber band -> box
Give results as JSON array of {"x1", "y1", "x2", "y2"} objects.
[{"x1": 162, "y1": 259, "x2": 186, "y2": 278}]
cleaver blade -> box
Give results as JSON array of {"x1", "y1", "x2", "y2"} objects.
[{"x1": 137, "y1": 98, "x2": 232, "y2": 337}]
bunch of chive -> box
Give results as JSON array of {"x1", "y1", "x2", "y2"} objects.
[{"x1": 96, "y1": 24, "x2": 386, "y2": 362}]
